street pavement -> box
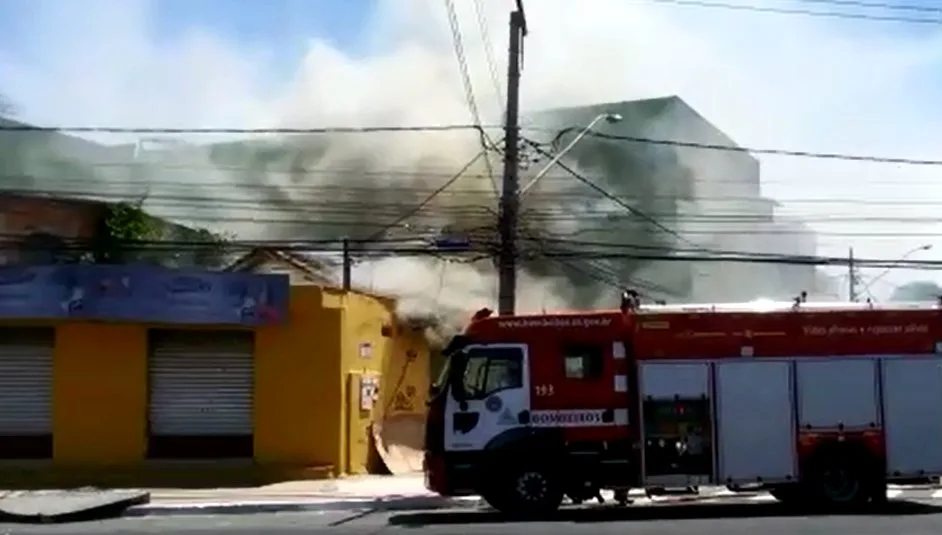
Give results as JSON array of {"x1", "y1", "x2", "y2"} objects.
[{"x1": 4, "y1": 494, "x2": 942, "y2": 535}]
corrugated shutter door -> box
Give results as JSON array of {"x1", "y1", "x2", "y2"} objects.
[
  {"x1": 149, "y1": 331, "x2": 254, "y2": 436},
  {"x1": 0, "y1": 329, "x2": 54, "y2": 435}
]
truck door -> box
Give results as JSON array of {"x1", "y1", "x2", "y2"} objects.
[{"x1": 444, "y1": 344, "x2": 530, "y2": 452}]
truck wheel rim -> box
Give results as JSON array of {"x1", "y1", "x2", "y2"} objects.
[
  {"x1": 516, "y1": 472, "x2": 547, "y2": 502},
  {"x1": 822, "y1": 469, "x2": 859, "y2": 502}
]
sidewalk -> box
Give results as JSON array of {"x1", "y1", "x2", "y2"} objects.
[{"x1": 127, "y1": 474, "x2": 481, "y2": 517}]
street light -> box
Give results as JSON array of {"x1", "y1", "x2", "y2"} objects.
[
  {"x1": 859, "y1": 244, "x2": 933, "y2": 296},
  {"x1": 518, "y1": 113, "x2": 622, "y2": 196}
]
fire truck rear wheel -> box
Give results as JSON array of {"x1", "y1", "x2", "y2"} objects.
[
  {"x1": 805, "y1": 443, "x2": 875, "y2": 507},
  {"x1": 486, "y1": 463, "x2": 563, "y2": 517}
]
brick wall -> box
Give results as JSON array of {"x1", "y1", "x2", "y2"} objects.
[{"x1": 0, "y1": 195, "x2": 105, "y2": 265}]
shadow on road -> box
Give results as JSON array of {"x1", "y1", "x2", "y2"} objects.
[{"x1": 389, "y1": 500, "x2": 942, "y2": 526}]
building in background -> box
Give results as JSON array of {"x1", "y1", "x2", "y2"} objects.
[
  {"x1": 532, "y1": 95, "x2": 824, "y2": 303},
  {"x1": 0, "y1": 191, "x2": 230, "y2": 268},
  {"x1": 226, "y1": 247, "x2": 337, "y2": 285}
]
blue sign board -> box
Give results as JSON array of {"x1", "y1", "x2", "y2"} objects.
[
  {"x1": 0, "y1": 265, "x2": 289, "y2": 326},
  {"x1": 85, "y1": 267, "x2": 290, "y2": 326},
  {"x1": 0, "y1": 266, "x2": 82, "y2": 319}
]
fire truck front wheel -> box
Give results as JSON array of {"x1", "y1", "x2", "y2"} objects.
[{"x1": 483, "y1": 462, "x2": 563, "y2": 517}]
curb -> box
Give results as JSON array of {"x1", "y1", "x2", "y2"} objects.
[
  {"x1": 125, "y1": 496, "x2": 483, "y2": 518},
  {"x1": 0, "y1": 492, "x2": 151, "y2": 524}
]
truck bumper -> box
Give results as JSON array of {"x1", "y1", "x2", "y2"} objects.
[{"x1": 424, "y1": 451, "x2": 479, "y2": 497}]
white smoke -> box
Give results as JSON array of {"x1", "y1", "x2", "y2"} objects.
[{"x1": 2, "y1": 0, "x2": 942, "y2": 321}]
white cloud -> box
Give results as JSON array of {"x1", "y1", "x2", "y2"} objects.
[{"x1": 2, "y1": 0, "x2": 941, "y2": 304}]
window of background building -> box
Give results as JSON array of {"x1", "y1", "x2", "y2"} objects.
[{"x1": 563, "y1": 344, "x2": 605, "y2": 379}]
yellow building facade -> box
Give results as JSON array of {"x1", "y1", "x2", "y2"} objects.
[{"x1": 0, "y1": 285, "x2": 431, "y2": 488}]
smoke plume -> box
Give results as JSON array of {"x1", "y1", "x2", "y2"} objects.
[{"x1": 2, "y1": 0, "x2": 942, "y2": 327}]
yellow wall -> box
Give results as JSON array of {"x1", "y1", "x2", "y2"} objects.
[
  {"x1": 5, "y1": 283, "x2": 421, "y2": 486},
  {"x1": 254, "y1": 285, "x2": 343, "y2": 469},
  {"x1": 334, "y1": 290, "x2": 433, "y2": 475},
  {"x1": 334, "y1": 289, "x2": 392, "y2": 474},
  {"x1": 53, "y1": 323, "x2": 148, "y2": 464}
]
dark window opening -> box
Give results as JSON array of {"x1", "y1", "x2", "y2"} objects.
[
  {"x1": 563, "y1": 344, "x2": 605, "y2": 379},
  {"x1": 460, "y1": 346, "x2": 523, "y2": 400}
]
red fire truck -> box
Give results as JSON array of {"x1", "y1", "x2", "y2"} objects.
[{"x1": 424, "y1": 294, "x2": 942, "y2": 515}]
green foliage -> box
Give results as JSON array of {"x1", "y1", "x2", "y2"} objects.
[
  {"x1": 93, "y1": 200, "x2": 160, "y2": 264},
  {"x1": 92, "y1": 199, "x2": 234, "y2": 268}
]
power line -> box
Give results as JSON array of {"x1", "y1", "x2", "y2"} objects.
[
  {"x1": 365, "y1": 149, "x2": 490, "y2": 241},
  {"x1": 4, "y1": 120, "x2": 942, "y2": 167},
  {"x1": 576, "y1": 130, "x2": 942, "y2": 166},
  {"x1": 0, "y1": 124, "x2": 498, "y2": 135},
  {"x1": 9, "y1": 186, "x2": 942, "y2": 238},
  {"x1": 14, "y1": 171, "x2": 942, "y2": 197},
  {"x1": 795, "y1": 0, "x2": 942, "y2": 13},
  {"x1": 520, "y1": 227, "x2": 682, "y2": 297},
  {"x1": 521, "y1": 139, "x2": 702, "y2": 249},
  {"x1": 472, "y1": 0, "x2": 505, "y2": 111},
  {"x1": 15, "y1": 171, "x2": 942, "y2": 201},
  {"x1": 8, "y1": 229, "x2": 942, "y2": 273},
  {"x1": 443, "y1": 0, "x2": 500, "y2": 195},
  {"x1": 646, "y1": 0, "x2": 942, "y2": 23}
]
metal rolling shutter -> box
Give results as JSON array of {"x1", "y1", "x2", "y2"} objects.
[
  {"x1": 0, "y1": 328, "x2": 54, "y2": 435},
  {"x1": 148, "y1": 331, "x2": 254, "y2": 436}
]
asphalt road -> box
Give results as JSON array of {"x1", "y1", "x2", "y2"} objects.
[{"x1": 5, "y1": 499, "x2": 942, "y2": 535}]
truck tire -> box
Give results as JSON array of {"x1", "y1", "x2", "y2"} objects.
[
  {"x1": 804, "y1": 443, "x2": 874, "y2": 507},
  {"x1": 483, "y1": 462, "x2": 563, "y2": 517}
]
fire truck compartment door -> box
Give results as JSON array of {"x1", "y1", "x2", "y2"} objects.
[
  {"x1": 715, "y1": 360, "x2": 797, "y2": 484},
  {"x1": 882, "y1": 356, "x2": 942, "y2": 478},
  {"x1": 796, "y1": 358, "x2": 879, "y2": 430},
  {"x1": 639, "y1": 362, "x2": 709, "y2": 400}
]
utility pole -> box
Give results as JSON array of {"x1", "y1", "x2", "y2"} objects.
[
  {"x1": 848, "y1": 246, "x2": 857, "y2": 302},
  {"x1": 342, "y1": 238, "x2": 351, "y2": 290},
  {"x1": 497, "y1": 0, "x2": 527, "y2": 316}
]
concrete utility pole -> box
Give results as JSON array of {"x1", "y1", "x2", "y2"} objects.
[
  {"x1": 497, "y1": 0, "x2": 527, "y2": 316},
  {"x1": 342, "y1": 238, "x2": 351, "y2": 290},
  {"x1": 848, "y1": 246, "x2": 857, "y2": 302}
]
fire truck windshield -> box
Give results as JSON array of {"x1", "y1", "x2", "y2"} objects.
[{"x1": 456, "y1": 346, "x2": 523, "y2": 400}]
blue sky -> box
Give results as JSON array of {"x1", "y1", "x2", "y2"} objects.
[
  {"x1": 147, "y1": 0, "x2": 373, "y2": 51},
  {"x1": 0, "y1": 0, "x2": 375, "y2": 73}
]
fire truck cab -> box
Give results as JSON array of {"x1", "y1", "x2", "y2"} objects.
[{"x1": 424, "y1": 296, "x2": 942, "y2": 516}]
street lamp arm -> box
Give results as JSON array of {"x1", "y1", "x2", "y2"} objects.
[
  {"x1": 859, "y1": 244, "x2": 933, "y2": 295},
  {"x1": 518, "y1": 113, "x2": 621, "y2": 197}
]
